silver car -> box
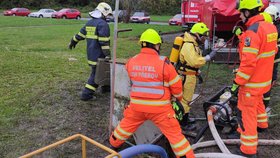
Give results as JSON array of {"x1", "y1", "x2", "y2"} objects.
[{"x1": 28, "y1": 9, "x2": 56, "y2": 18}]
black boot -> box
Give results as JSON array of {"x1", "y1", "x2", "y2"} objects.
[
  {"x1": 183, "y1": 113, "x2": 196, "y2": 124},
  {"x1": 80, "y1": 88, "x2": 96, "y2": 101},
  {"x1": 226, "y1": 131, "x2": 240, "y2": 139},
  {"x1": 257, "y1": 127, "x2": 267, "y2": 133},
  {"x1": 180, "y1": 114, "x2": 196, "y2": 131}
]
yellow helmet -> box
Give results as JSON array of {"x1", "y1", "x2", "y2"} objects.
[
  {"x1": 139, "y1": 29, "x2": 162, "y2": 45},
  {"x1": 260, "y1": 12, "x2": 273, "y2": 23},
  {"x1": 190, "y1": 22, "x2": 209, "y2": 36},
  {"x1": 236, "y1": 0, "x2": 263, "y2": 10}
]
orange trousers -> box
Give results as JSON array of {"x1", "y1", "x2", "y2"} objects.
[
  {"x1": 109, "y1": 106, "x2": 195, "y2": 158},
  {"x1": 237, "y1": 92, "x2": 268, "y2": 155}
]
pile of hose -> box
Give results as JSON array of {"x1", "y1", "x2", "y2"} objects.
[{"x1": 189, "y1": 107, "x2": 280, "y2": 158}]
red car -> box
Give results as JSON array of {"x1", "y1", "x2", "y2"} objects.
[
  {"x1": 51, "y1": 8, "x2": 81, "y2": 19},
  {"x1": 130, "y1": 12, "x2": 150, "y2": 24},
  {"x1": 3, "y1": 8, "x2": 31, "y2": 16},
  {"x1": 169, "y1": 14, "x2": 182, "y2": 26}
]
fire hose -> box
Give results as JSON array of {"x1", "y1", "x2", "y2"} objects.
[
  {"x1": 207, "y1": 107, "x2": 231, "y2": 154},
  {"x1": 190, "y1": 107, "x2": 280, "y2": 158}
]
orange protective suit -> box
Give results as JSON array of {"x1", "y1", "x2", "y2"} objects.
[
  {"x1": 110, "y1": 48, "x2": 195, "y2": 158},
  {"x1": 235, "y1": 14, "x2": 277, "y2": 155}
]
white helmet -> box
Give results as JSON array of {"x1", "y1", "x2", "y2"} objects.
[
  {"x1": 264, "y1": 5, "x2": 279, "y2": 21},
  {"x1": 96, "y1": 2, "x2": 112, "y2": 17}
]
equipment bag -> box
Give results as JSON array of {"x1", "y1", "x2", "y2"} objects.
[{"x1": 94, "y1": 58, "x2": 111, "y2": 86}]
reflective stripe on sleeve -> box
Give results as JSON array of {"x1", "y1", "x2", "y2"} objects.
[
  {"x1": 242, "y1": 47, "x2": 259, "y2": 55},
  {"x1": 245, "y1": 80, "x2": 271, "y2": 88},
  {"x1": 73, "y1": 36, "x2": 79, "y2": 42},
  {"x1": 258, "y1": 51, "x2": 275, "y2": 59},
  {"x1": 169, "y1": 75, "x2": 181, "y2": 86},
  {"x1": 98, "y1": 37, "x2": 110, "y2": 41},
  {"x1": 236, "y1": 71, "x2": 250, "y2": 80},
  {"x1": 173, "y1": 92, "x2": 183, "y2": 98},
  {"x1": 78, "y1": 32, "x2": 86, "y2": 38}
]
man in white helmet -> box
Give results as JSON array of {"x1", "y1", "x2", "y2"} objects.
[
  {"x1": 263, "y1": 5, "x2": 280, "y2": 112},
  {"x1": 68, "y1": 2, "x2": 112, "y2": 101}
]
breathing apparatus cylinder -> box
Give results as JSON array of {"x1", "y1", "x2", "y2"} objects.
[{"x1": 169, "y1": 36, "x2": 184, "y2": 65}]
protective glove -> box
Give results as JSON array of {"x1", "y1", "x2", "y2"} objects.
[
  {"x1": 68, "y1": 38, "x2": 78, "y2": 50},
  {"x1": 230, "y1": 82, "x2": 239, "y2": 96},
  {"x1": 205, "y1": 50, "x2": 217, "y2": 62},
  {"x1": 172, "y1": 100, "x2": 185, "y2": 121},
  {"x1": 232, "y1": 26, "x2": 242, "y2": 36}
]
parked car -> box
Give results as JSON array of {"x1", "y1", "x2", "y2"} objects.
[
  {"x1": 51, "y1": 8, "x2": 81, "y2": 19},
  {"x1": 3, "y1": 8, "x2": 31, "y2": 16},
  {"x1": 106, "y1": 10, "x2": 127, "y2": 22},
  {"x1": 169, "y1": 14, "x2": 182, "y2": 26},
  {"x1": 28, "y1": 9, "x2": 56, "y2": 18},
  {"x1": 130, "y1": 12, "x2": 150, "y2": 24}
]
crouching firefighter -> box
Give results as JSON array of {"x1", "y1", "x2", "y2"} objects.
[
  {"x1": 109, "y1": 29, "x2": 195, "y2": 158},
  {"x1": 177, "y1": 22, "x2": 217, "y2": 132},
  {"x1": 68, "y1": 2, "x2": 112, "y2": 101}
]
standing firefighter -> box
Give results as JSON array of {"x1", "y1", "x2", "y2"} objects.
[
  {"x1": 178, "y1": 22, "x2": 216, "y2": 131},
  {"x1": 109, "y1": 29, "x2": 195, "y2": 158},
  {"x1": 231, "y1": 0, "x2": 278, "y2": 157},
  {"x1": 262, "y1": 5, "x2": 280, "y2": 112},
  {"x1": 68, "y1": 2, "x2": 112, "y2": 101}
]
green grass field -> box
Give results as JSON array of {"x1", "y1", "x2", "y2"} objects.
[
  {"x1": 0, "y1": 16, "x2": 182, "y2": 157},
  {"x1": 0, "y1": 16, "x2": 279, "y2": 157}
]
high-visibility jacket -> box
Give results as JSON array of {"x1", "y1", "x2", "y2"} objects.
[
  {"x1": 73, "y1": 17, "x2": 110, "y2": 66},
  {"x1": 126, "y1": 48, "x2": 183, "y2": 113},
  {"x1": 235, "y1": 14, "x2": 278, "y2": 95}
]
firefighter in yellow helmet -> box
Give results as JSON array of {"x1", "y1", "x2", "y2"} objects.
[
  {"x1": 230, "y1": 0, "x2": 277, "y2": 157},
  {"x1": 109, "y1": 29, "x2": 195, "y2": 158},
  {"x1": 178, "y1": 22, "x2": 217, "y2": 131}
]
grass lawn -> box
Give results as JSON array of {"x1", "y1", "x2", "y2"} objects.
[
  {"x1": 0, "y1": 16, "x2": 279, "y2": 158},
  {"x1": 150, "y1": 15, "x2": 172, "y2": 22},
  {"x1": 0, "y1": 16, "x2": 182, "y2": 157}
]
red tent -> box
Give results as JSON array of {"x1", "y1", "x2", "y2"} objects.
[{"x1": 205, "y1": 0, "x2": 269, "y2": 16}]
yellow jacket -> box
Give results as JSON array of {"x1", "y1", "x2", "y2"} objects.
[{"x1": 179, "y1": 32, "x2": 206, "y2": 69}]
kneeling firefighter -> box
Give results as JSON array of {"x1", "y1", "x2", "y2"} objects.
[{"x1": 177, "y1": 22, "x2": 217, "y2": 131}]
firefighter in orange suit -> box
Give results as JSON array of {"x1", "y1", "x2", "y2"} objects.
[
  {"x1": 178, "y1": 22, "x2": 217, "y2": 131},
  {"x1": 109, "y1": 29, "x2": 195, "y2": 158},
  {"x1": 231, "y1": 0, "x2": 278, "y2": 157}
]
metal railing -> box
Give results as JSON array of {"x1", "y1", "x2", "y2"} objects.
[{"x1": 20, "y1": 134, "x2": 121, "y2": 158}]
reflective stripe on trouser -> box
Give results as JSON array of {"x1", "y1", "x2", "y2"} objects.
[
  {"x1": 84, "y1": 65, "x2": 98, "y2": 93},
  {"x1": 237, "y1": 93, "x2": 267, "y2": 155},
  {"x1": 109, "y1": 107, "x2": 195, "y2": 157},
  {"x1": 181, "y1": 75, "x2": 196, "y2": 113}
]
